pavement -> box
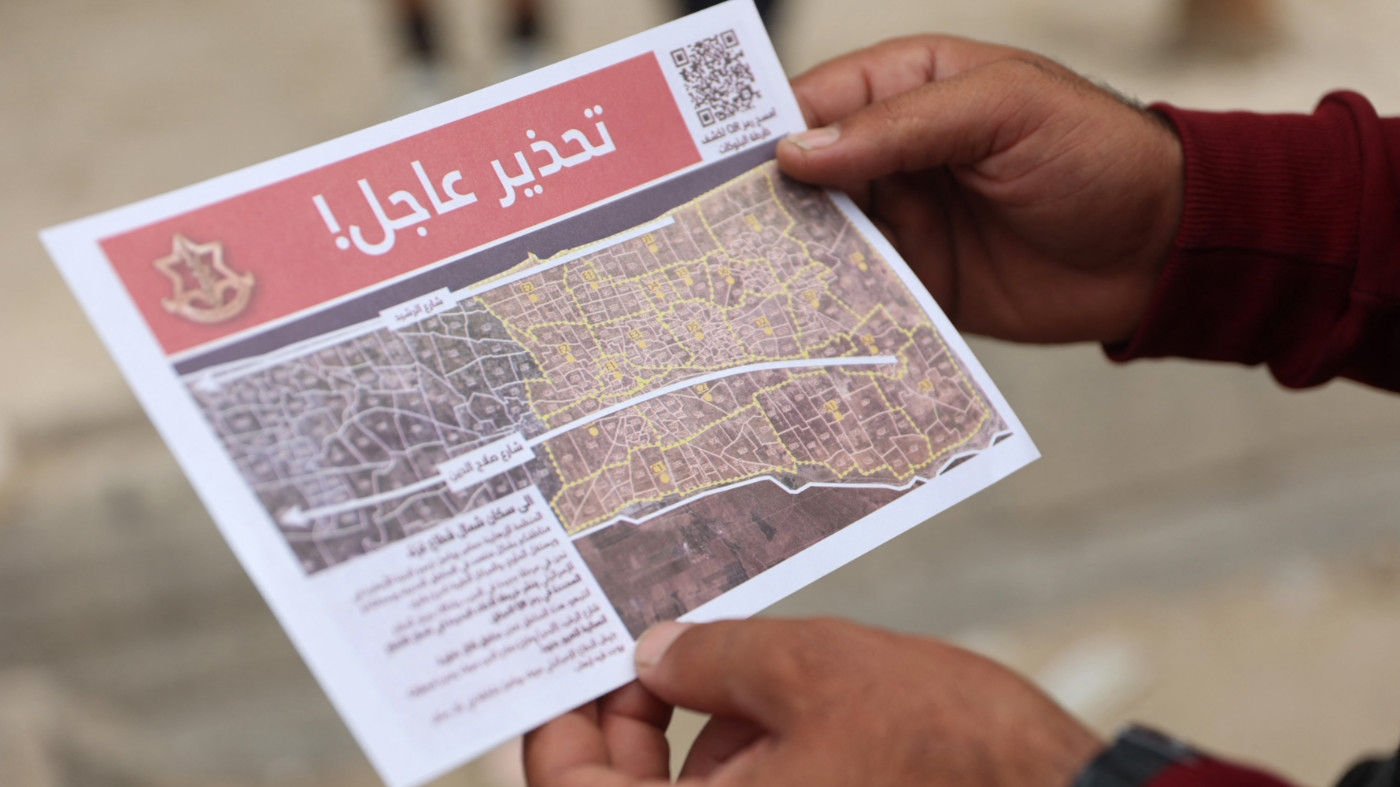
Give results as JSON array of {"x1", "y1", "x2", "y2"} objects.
[{"x1": 1, "y1": 0, "x2": 1398, "y2": 785}]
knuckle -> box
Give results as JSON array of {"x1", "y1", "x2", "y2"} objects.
[
  {"x1": 864, "y1": 107, "x2": 907, "y2": 147},
  {"x1": 853, "y1": 99, "x2": 921, "y2": 157},
  {"x1": 991, "y1": 56, "x2": 1098, "y2": 105},
  {"x1": 988, "y1": 56, "x2": 1056, "y2": 89},
  {"x1": 756, "y1": 619, "x2": 861, "y2": 693}
]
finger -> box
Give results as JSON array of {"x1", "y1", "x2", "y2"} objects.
[
  {"x1": 524, "y1": 702, "x2": 607, "y2": 787},
  {"x1": 780, "y1": 58, "x2": 1054, "y2": 186},
  {"x1": 598, "y1": 683, "x2": 673, "y2": 780},
  {"x1": 633, "y1": 619, "x2": 860, "y2": 731},
  {"x1": 677, "y1": 716, "x2": 766, "y2": 780},
  {"x1": 868, "y1": 171, "x2": 961, "y2": 315},
  {"x1": 524, "y1": 697, "x2": 673, "y2": 787},
  {"x1": 790, "y1": 35, "x2": 1032, "y2": 128}
]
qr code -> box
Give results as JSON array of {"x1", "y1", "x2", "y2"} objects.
[{"x1": 670, "y1": 29, "x2": 761, "y2": 127}]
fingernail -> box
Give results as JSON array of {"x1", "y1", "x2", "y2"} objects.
[
  {"x1": 786, "y1": 126, "x2": 840, "y2": 151},
  {"x1": 634, "y1": 621, "x2": 691, "y2": 670}
]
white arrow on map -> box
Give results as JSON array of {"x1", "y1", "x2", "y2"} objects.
[
  {"x1": 276, "y1": 353, "x2": 899, "y2": 528},
  {"x1": 278, "y1": 476, "x2": 448, "y2": 528}
]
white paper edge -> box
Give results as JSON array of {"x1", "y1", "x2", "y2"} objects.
[{"x1": 36, "y1": 2, "x2": 1034, "y2": 784}]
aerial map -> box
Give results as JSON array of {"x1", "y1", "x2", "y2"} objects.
[{"x1": 189, "y1": 161, "x2": 1008, "y2": 633}]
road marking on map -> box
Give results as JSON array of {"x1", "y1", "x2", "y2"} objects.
[
  {"x1": 276, "y1": 353, "x2": 895, "y2": 527},
  {"x1": 526, "y1": 355, "x2": 897, "y2": 446}
]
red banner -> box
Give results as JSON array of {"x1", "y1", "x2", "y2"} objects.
[{"x1": 100, "y1": 53, "x2": 701, "y2": 356}]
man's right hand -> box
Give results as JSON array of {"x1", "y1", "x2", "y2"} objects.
[
  {"x1": 524, "y1": 618, "x2": 1103, "y2": 787},
  {"x1": 777, "y1": 35, "x2": 1184, "y2": 346}
]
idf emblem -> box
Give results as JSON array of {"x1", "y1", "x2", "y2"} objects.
[{"x1": 154, "y1": 235, "x2": 254, "y2": 324}]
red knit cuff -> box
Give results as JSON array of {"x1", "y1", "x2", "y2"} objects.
[
  {"x1": 1146, "y1": 757, "x2": 1297, "y2": 787},
  {"x1": 1106, "y1": 95, "x2": 1370, "y2": 386}
]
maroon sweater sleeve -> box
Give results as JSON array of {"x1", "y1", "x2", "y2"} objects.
[
  {"x1": 1108, "y1": 92, "x2": 1400, "y2": 391},
  {"x1": 1145, "y1": 757, "x2": 1297, "y2": 787}
]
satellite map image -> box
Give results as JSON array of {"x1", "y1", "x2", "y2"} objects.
[{"x1": 189, "y1": 160, "x2": 1008, "y2": 632}]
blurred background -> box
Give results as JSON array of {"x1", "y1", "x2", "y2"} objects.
[{"x1": 3, "y1": 0, "x2": 1400, "y2": 785}]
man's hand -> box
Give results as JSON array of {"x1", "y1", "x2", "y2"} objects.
[
  {"x1": 524, "y1": 618, "x2": 1102, "y2": 787},
  {"x1": 777, "y1": 36, "x2": 1184, "y2": 345}
]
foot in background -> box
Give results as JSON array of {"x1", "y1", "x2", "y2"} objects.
[
  {"x1": 1176, "y1": 0, "x2": 1279, "y2": 56},
  {"x1": 393, "y1": 0, "x2": 450, "y2": 112},
  {"x1": 679, "y1": 0, "x2": 781, "y2": 31},
  {"x1": 502, "y1": 0, "x2": 548, "y2": 79}
]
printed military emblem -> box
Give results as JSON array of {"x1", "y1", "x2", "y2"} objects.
[{"x1": 154, "y1": 234, "x2": 254, "y2": 323}]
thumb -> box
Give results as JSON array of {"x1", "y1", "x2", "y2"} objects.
[
  {"x1": 631, "y1": 619, "x2": 855, "y2": 731},
  {"x1": 777, "y1": 57, "x2": 1054, "y2": 186}
]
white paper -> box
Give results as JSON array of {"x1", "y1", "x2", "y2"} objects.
[{"x1": 40, "y1": 2, "x2": 1037, "y2": 784}]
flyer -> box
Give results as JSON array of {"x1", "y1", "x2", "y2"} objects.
[{"x1": 40, "y1": 2, "x2": 1038, "y2": 784}]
